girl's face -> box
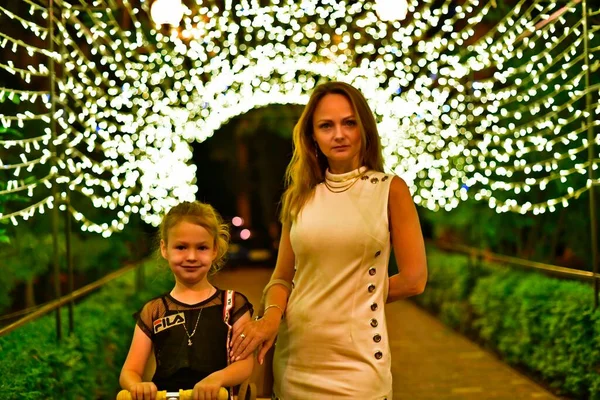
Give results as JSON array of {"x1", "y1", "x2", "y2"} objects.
[
  {"x1": 160, "y1": 220, "x2": 217, "y2": 286},
  {"x1": 312, "y1": 93, "x2": 362, "y2": 172}
]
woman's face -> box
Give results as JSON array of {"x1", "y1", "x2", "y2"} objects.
[
  {"x1": 160, "y1": 220, "x2": 217, "y2": 286},
  {"x1": 312, "y1": 93, "x2": 362, "y2": 173}
]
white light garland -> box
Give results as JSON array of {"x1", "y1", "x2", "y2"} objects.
[{"x1": 0, "y1": 0, "x2": 598, "y2": 235}]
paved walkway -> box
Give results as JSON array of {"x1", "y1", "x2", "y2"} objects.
[
  {"x1": 386, "y1": 300, "x2": 558, "y2": 400},
  {"x1": 213, "y1": 266, "x2": 559, "y2": 400}
]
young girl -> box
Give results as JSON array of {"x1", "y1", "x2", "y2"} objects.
[{"x1": 120, "y1": 201, "x2": 254, "y2": 400}]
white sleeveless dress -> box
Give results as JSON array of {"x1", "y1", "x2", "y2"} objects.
[{"x1": 272, "y1": 167, "x2": 394, "y2": 400}]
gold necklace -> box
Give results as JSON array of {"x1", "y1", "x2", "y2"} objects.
[
  {"x1": 182, "y1": 308, "x2": 202, "y2": 346},
  {"x1": 324, "y1": 176, "x2": 360, "y2": 193},
  {"x1": 323, "y1": 169, "x2": 366, "y2": 193}
]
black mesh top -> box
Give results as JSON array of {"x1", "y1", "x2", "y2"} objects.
[{"x1": 135, "y1": 288, "x2": 253, "y2": 391}]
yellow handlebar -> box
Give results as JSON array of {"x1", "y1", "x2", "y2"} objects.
[{"x1": 116, "y1": 387, "x2": 228, "y2": 400}]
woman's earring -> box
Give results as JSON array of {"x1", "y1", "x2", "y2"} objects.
[{"x1": 314, "y1": 142, "x2": 319, "y2": 159}]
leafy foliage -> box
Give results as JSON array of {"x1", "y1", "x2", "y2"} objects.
[
  {"x1": 415, "y1": 248, "x2": 600, "y2": 399},
  {"x1": 0, "y1": 261, "x2": 173, "y2": 400},
  {"x1": 471, "y1": 272, "x2": 600, "y2": 398},
  {"x1": 0, "y1": 218, "x2": 134, "y2": 313},
  {"x1": 421, "y1": 195, "x2": 592, "y2": 270}
]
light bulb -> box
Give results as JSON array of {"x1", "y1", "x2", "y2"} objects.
[
  {"x1": 375, "y1": 0, "x2": 409, "y2": 22},
  {"x1": 150, "y1": 0, "x2": 185, "y2": 26}
]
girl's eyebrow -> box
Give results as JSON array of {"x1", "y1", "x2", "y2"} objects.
[{"x1": 172, "y1": 240, "x2": 211, "y2": 245}]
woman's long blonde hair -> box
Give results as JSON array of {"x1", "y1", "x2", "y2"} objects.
[{"x1": 279, "y1": 81, "x2": 384, "y2": 225}]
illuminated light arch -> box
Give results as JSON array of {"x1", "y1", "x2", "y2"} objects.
[
  {"x1": 0, "y1": 0, "x2": 598, "y2": 235},
  {"x1": 133, "y1": 55, "x2": 464, "y2": 226}
]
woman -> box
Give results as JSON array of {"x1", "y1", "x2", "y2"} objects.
[{"x1": 230, "y1": 81, "x2": 428, "y2": 399}]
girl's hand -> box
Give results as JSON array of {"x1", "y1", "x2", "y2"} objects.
[
  {"x1": 128, "y1": 382, "x2": 158, "y2": 400},
  {"x1": 230, "y1": 314, "x2": 280, "y2": 364},
  {"x1": 193, "y1": 373, "x2": 224, "y2": 400}
]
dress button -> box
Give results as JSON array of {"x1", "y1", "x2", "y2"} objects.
[
  {"x1": 368, "y1": 267, "x2": 376, "y2": 276},
  {"x1": 374, "y1": 250, "x2": 381, "y2": 258},
  {"x1": 368, "y1": 284, "x2": 376, "y2": 293},
  {"x1": 370, "y1": 318, "x2": 378, "y2": 327},
  {"x1": 373, "y1": 334, "x2": 382, "y2": 342},
  {"x1": 374, "y1": 351, "x2": 383, "y2": 359},
  {"x1": 371, "y1": 303, "x2": 378, "y2": 311}
]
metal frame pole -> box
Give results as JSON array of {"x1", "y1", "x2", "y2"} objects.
[
  {"x1": 48, "y1": 0, "x2": 62, "y2": 340},
  {"x1": 58, "y1": 10, "x2": 75, "y2": 335},
  {"x1": 65, "y1": 192, "x2": 74, "y2": 333},
  {"x1": 582, "y1": 0, "x2": 598, "y2": 308}
]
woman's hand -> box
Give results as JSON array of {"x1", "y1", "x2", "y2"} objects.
[
  {"x1": 230, "y1": 313, "x2": 280, "y2": 364},
  {"x1": 193, "y1": 372, "x2": 224, "y2": 400},
  {"x1": 128, "y1": 382, "x2": 158, "y2": 400}
]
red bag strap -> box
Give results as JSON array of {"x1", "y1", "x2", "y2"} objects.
[
  {"x1": 223, "y1": 290, "x2": 235, "y2": 400},
  {"x1": 223, "y1": 289, "x2": 235, "y2": 328}
]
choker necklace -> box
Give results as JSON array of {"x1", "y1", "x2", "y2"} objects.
[
  {"x1": 324, "y1": 166, "x2": 367, "y2": 193},
  {"x1": 183, "y1": 308, "x2": 202, "y2": 346}
]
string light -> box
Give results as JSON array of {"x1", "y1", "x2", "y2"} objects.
[
  {"x1": 374, "y1": 0, "x2": 409, "y2": 22},
  {"x1": 150, "y1": 0, "x2": 187, "y2": 26},
  {"x1": 0, "y1": 0, "x2": 598, "y2": 235}
]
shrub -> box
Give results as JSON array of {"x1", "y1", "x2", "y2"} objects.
[
  {"x1": 416, "y1": 248, "x2": 600, "y2": 399},
  {"x1": 0, "y1": 261, "x2": 172, "y2": 400}
]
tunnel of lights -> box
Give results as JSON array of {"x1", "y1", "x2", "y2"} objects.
[{"x1": 0, "y1": 0, "x2": 598, "y2": 236}]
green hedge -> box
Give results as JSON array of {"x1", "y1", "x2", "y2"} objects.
[
  {"x1": 0, "y1": 262, "x2": 173, "y2": 400},
  {"x1": 415, "y1": 248, "x2": 600, "y2": 399},
  {"x1": 0, "y1": 228, "x2": 134, "y2": 314}
]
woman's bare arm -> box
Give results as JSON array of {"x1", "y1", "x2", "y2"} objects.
[
  {"x1": 198, "y1": 311, "x2": 254, "y2": 390},
  {"x1": 230, "y1": 223, "x2": 295, "y2": 363},
  {"x1": 387, "y1": 176, "x2": 428, "y2": 303}
]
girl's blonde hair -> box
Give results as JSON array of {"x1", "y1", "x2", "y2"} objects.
[
  {"x1": 159, "y1": 201, "x2": 230, "y2": 274},
  {"x1": 279, "y1": 81, "x2": 384, "y2": 225}
]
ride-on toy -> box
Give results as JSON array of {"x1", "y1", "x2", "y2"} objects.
[{"x1": 116, "y1": 387, "x2": 228, "y2": 400}]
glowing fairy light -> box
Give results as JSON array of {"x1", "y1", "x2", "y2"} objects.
[
  {"x1": 374, "y1": 0, "x2": 409, "y2": 22},
  {"x1": 150, "y1": 0, "x2": 186, "y2": 26},
  {"x1": 0, "y1": 0, "x2": 598, "y2": 235}
]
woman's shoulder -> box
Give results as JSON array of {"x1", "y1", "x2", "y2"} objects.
[
  {"x1": 363, "y1": 169, "x2": 394, "y2": 182},
  {"x1": 364, "y1": 170, "x2": 409, "y2": 186},
  {"x1": 358, "y1": 170, "x2": 395, "y2": 195},
  {"x1": 387, "y1": 175, "x2": 417, "y2": 211},
  {"x1": 388, "y1": 174, "x2": 411, "y2": 196},
  {"x1": 361, "y1": 171, "x2": 410, "y2": 207}
]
